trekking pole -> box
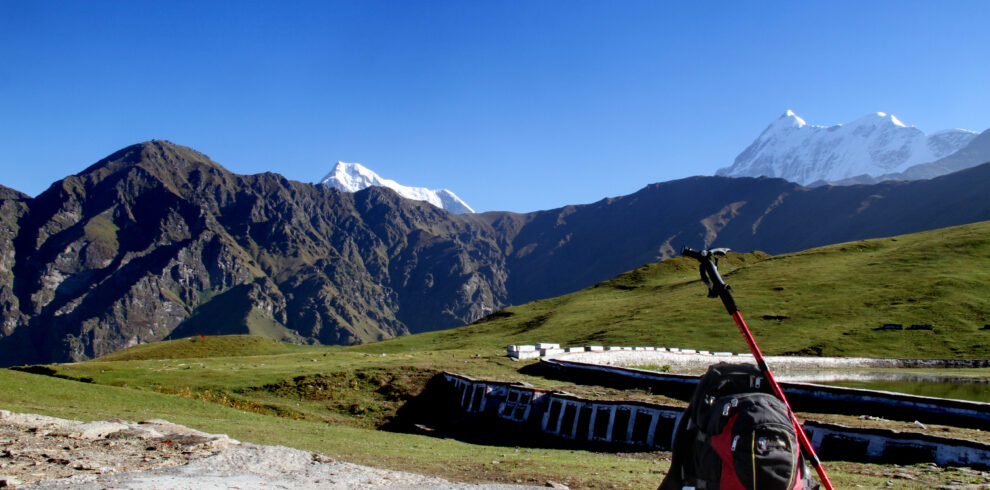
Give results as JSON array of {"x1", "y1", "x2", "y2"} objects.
[{"x1": 681, "y1": 247, "x2": 835, "y2": 490}]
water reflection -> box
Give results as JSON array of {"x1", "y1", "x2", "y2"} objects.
[{"x1": 778, "y1": 372, "x2": 990, "y2": 403}]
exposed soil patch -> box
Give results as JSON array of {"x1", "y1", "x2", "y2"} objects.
[
  {"x1": 241, "y1": 367, "x2": 437, "y2": 428},
  {"x1": 783, "y1": 344, "x2": 825, "y2": 356},
  {"x1": 472, "y1": 311, "x2": 515, "y2": 323},
  {"x1": 512, "y1": 314, "x2": 552, "y2": 335}
]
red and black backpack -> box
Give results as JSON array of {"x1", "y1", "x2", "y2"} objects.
[{"x1": 659, "y1": 363, "x2": 819, "y2": 490}]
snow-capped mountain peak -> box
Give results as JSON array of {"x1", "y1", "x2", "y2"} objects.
[
  {"x1": 323, "y1": 161, "x2": 384, "y2": 191},
  {"x1": 845, "y1": 111, "x2": 907, "y2": 128},
  {"x1": 777, "y1": 109, "x2": 807, "y2": 129},
  {"x1": 757, "y1": 110, "x2": 808, "y2": 141},
  {"x1": 717, "y1": 110, "x2": 978, "y2": 185},
  {"x1": 884, "y1": 112, "x2": 906, "y2": 128},
  {"x1": 319, "y1": 161, "x2": 475, "y2": 214}
]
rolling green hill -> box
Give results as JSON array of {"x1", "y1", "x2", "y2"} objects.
[
  {"x1": 95, "y1": 334, "x2": 319, "y2": 361},
  {"x1": 76, "y1": 219, "x2": 990, "y2": 362},
  {"x1": 7, "y1": 222, "x2": 990, "y2": 488},
  {"x1": 358, "y1": 220, "x2": 990, "y2": 359}
]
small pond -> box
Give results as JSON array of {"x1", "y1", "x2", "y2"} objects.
[{"x1": 778, "y1": 372, "x2": 990, "y2": 403}]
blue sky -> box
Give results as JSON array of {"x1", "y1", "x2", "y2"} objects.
[{"x1": 2, "y1": 2, "x2": 988, "y2": 212}]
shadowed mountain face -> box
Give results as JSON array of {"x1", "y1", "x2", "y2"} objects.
[
  {"x1": 0, "y1": 142, "x2": 508, "y2": 365},
  {"x1": 500, "y1": 167, "x2": 990, "y2": 303},
  {"x1": 2, "y1": 140, "x2": 989, "y2": 365}
]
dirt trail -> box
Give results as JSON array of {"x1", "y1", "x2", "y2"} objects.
[
  {"x1": 555, "y1": 350, "x2": 990, "y2": 373},
  {"x1": 0, "y1": 410, "x2": 539, "y2": 489}
]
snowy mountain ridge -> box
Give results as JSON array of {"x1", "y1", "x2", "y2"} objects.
[
  {"x1": 717, "y1": 110, "x2": 978, "y2": 185},
  {"x1": 319, "y1": 161, "x2": 475, "y2": 214}
]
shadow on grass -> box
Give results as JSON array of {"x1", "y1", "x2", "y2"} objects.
[{"x1": 8, "y1": 365, "x2": 94, "y2": 383}]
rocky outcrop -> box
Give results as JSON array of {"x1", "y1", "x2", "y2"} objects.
[
  {"x1": 0, "y1": 410, "x2": 239, "y2": 488},
  {"x1": 0, "y1": 186, "x2": 28, "y2": 340},
  {"x1": 0, "y1": 142, "x2": 512, "y2": 364},
  {"x1": 0, "y1": 410, "x2": 536, "y2": 489}
]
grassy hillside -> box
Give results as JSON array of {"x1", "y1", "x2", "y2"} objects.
[
  {"x1": 0, "y1": 369, "x2": 666, "y2": 488},
  {"x1": 2, "y1": 341, "x2": 940, "y2": 488},
  {"x1": 95, "y1": 334, "x2": 319, "y2": 361},
  {"x1": 357, "y1": 220, "x2": 990, "y2": 359},
  {"x1": 5, "y1": 222, "x2": 990, "y2": 488}
]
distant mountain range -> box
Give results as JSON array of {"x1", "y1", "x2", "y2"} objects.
[
  {"x1": 1, "y1": 140, "x2": 989, "y2": 366},
  {"x1": 718, "y1": 111, "x2": 988, "y2": 185},
  {"x1": 320, "y1": 161, "x2": 474, "y2": 214}
]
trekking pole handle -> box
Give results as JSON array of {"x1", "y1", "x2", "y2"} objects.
[
  {"x1": 680, "y1": 246, "x2": 705, "y2": 261},
  {"x1": 681, "y1": 247, "x2": 737, "y2": 313},
  {"x1": 682, "y1": 247, "x2": 835, "y2": 489}
]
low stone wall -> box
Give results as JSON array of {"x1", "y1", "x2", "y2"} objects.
[
  {"x1": 443, "y1": 372, "x2": 684, "y2": 450},
  {"x1": 508, "y1": 343, "x2": 990, "y2": 370},
  {"x1": 540, "y1": 392, "x2": 681, "y2": 449},
  {"x1": 805, "y1": 421, "x2": 990, "y2": 468},
  {"x1": 539, "y1": 357, "x2": 990, "y2": 430},
  {"x1": 440, "y1": 372, "x2": 990, "y2": 468}
]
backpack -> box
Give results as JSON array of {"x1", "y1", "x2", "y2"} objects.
[{"x1": 659, "y1": 363, "x2": 819, "y2": 490}]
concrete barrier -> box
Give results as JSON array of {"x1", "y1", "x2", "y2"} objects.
[
  {"x1": 439, "y1": 372, "x2": 990, "y2": 468},
  {"x1": 539, "y1": 358, "x2": 990, "y2": 430},
  {"x1": 805, "y1": 421, "x2": 990, "y2": 468},
  {"x1": 540, "y1": 392, "x2": 682, "y2": 449},
  {"x1": 507, "y1": 344, "x2": 540, "y2": 360}
]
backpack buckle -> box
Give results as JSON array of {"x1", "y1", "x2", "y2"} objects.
[{"x1": 721, "y1": 398, "x2": 738, "y2": 416}]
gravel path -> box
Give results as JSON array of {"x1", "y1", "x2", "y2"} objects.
[
  {"x1": 0, "y1": 410, "x2": 540, "y2": 489},
  {"x1": 554, "y1": 349, "x2": 988, "y2": 373}
]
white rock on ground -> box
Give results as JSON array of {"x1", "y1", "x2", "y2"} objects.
[
  {"x1": 0, "y1": 410, "x2": 540, "y2": 489},
  {"x1": 26, "y1": 443, "x2": 539, "y2": 489}
]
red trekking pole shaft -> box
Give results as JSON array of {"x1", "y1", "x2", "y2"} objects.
[
  {"x1": 729, "y1": 309, "x2": 834, "y2": 489},
  {"x1": 682, "y1": 247, "x2": 835, "y2": 490}
]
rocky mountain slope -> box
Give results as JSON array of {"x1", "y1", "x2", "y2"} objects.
[
  {"x1": 2, "y1": 140, "x2": 989, "y2": 365},
  {"x1": 717, "y1": 111, "x2": 979, "y2": 185},
  {"x1": 320, "y1": 161, "x2": 474, "y2": 214},
  {"x1": 497, "y1": 165, "x2": 990, "y2": 303},
  {"x1": 0, "y1": 142, "x2": 506, "y2": 365}
]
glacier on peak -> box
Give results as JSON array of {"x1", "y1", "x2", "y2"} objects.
[
  {"x1": 718, "y1": 110, "x2": 978, "y2": 185},
  {"x1": 319, "y1": 161, "x2": 475, "y2": 214}
]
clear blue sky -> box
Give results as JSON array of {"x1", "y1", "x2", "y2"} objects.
[{"x1": 2, "y1": 1, "x2": 988, "y2": 212}]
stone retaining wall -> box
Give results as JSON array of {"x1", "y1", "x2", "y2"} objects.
[
  {"x1": 539, "y1": 357, "x2": 990, "y2": 430},
  {"x1": 441, "y1": 372, "x2": 990, "y2": 468},
  {"x1": 443, "y1": 372, "x2": 684, "y2": 450}
]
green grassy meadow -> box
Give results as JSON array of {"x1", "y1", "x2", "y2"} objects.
[
  {"x1": 3, "y1": 347, "x2": 676, "y2": 488},
  {"x1": 358, "y1": 220, "x2": 990, "y2": 359},
  {"x1": 4, "y1": 221, "x2": 990, "y2": 488},
  {"x1": 0, "y1": 344, "x2": 928, "y2": 488}
]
